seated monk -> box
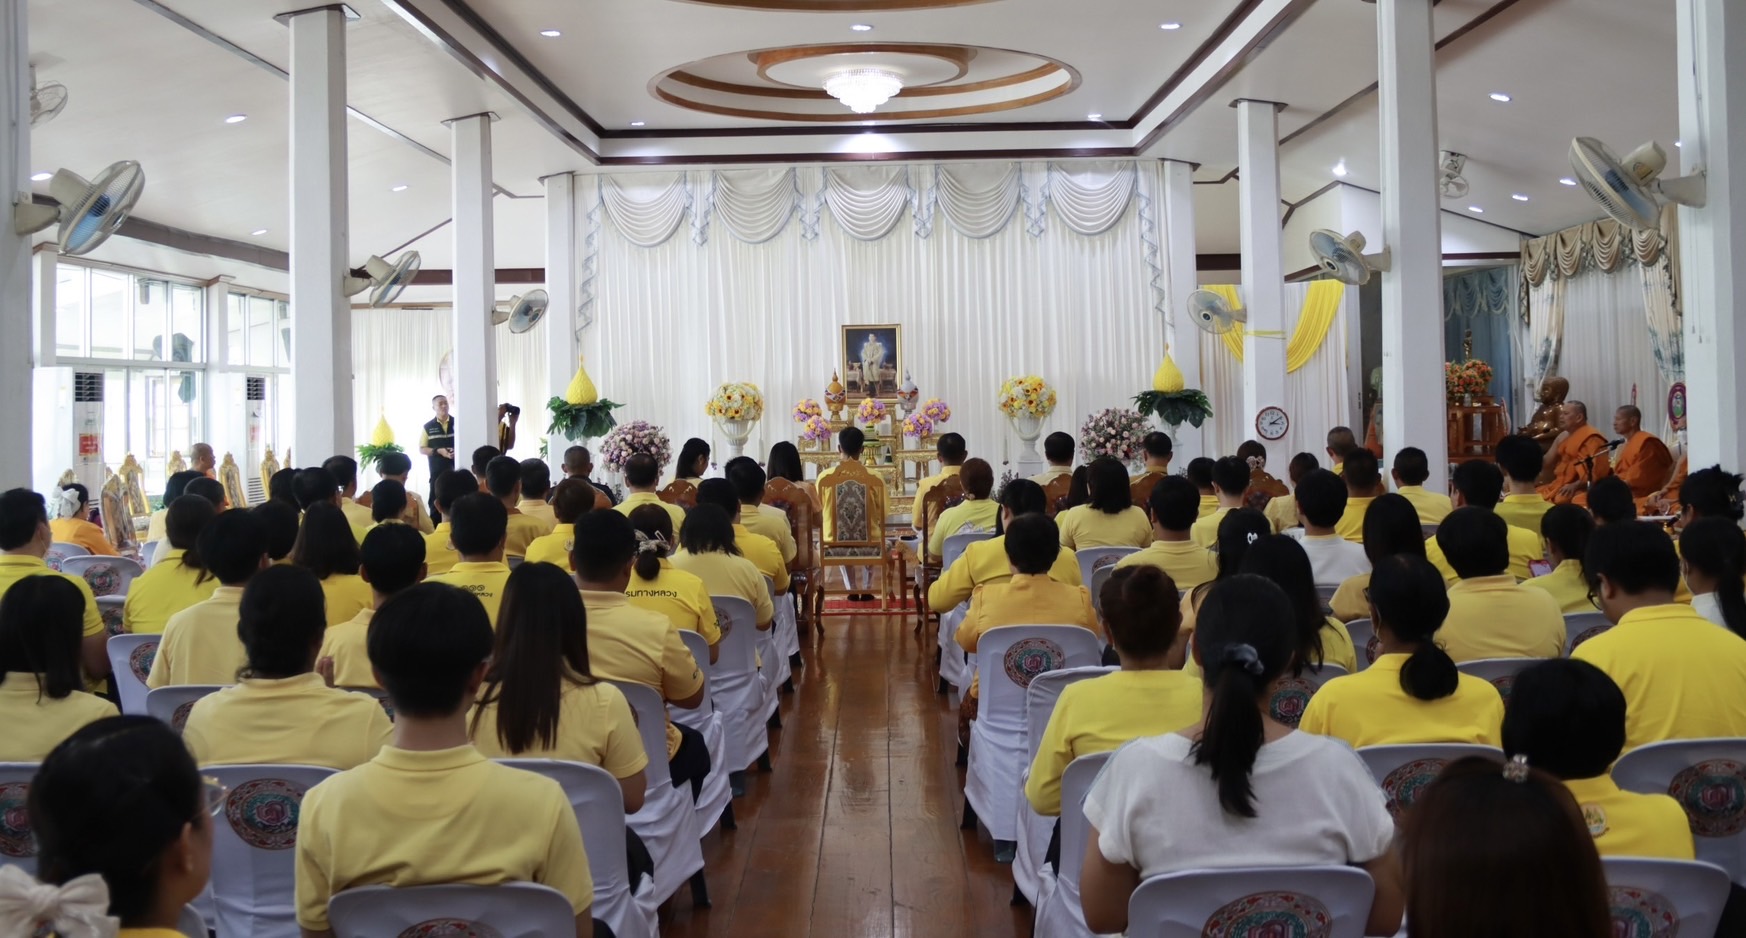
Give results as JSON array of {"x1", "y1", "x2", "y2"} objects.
[
  {"x1": 1645, "y1": 454, "x2": 1688, "y2": 515},
  {"x1": 1609, "y1": 405, "x2": 1674, "y2": 508},
  {"x1": 1537, "y1": 401, "x2": 1611, "y2": 505}
]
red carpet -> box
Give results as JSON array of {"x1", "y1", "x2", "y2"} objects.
[{"x1": 818, "y1": 595, "x2": 919, "y2": 616}]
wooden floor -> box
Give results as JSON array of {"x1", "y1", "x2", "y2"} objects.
[{"x1": 659, "y1": 614, "x2": 1034, "y2": 938}]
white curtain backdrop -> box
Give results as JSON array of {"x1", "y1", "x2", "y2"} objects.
[
  {"x1": 1196, "y1": 283, "x2": 1352, "y2": 463},
  {"x1": 1554, "y1": 268, "x2": 1670, "y2": 437},
  {"x1": 570, "y1": 161, "x2": 1172, "y2": 473}
]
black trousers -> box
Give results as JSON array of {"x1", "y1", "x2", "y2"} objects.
[
  {"x1": 625, "y1": 828, "x2": 654, "y2": 887},
  {"x1": 668, "y1": 719, "x2": 711, "y2": 802}
]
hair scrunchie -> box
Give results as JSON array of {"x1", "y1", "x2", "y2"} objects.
[
  {"x1": 0, "y1": 867, "x2": 119, "y2": 938},
  {"x1": 1219, "y1": 642, "x2": 1266, "y2": 677}
]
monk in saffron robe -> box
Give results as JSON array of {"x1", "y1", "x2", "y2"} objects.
[
  {"x1": 1538, "y1": 401, "x2": 1611, "y2": 505},
  {"x1": 1645, "y1": 454, "x2": 1688, "y2": 515},
  {"x1": 1608, "y1": 405, "x2": 1675, "y2": 508}
]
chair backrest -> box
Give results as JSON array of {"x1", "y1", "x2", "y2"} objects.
[
  {"x1": 918, "y1": 474, "x2": 967, "y2": 556},
  {"x1": 1421, "y1": 523, "x2": 1439, "y2": 540},
  {"x1": 1075, "y1": 547, "x2": 1138, "y2": 591},
  {"x1": 141, "y1": 539, "x2": 161, "y2": 567},
  {"x1": 108, "y1": 633, "x2": 161, "y2": 715},
  {"x1": 498, "y1": 759, "x2": 634, "y2": 907},
  {"x1": 1089, "y1": 563, "x2": 1117, "y2": 616},
  {"x1": 507, "y1": 555, "x2": 524, "y2": 570},
  {"x1": 941, "y1": 532, "x2": 992, "y2": 571},
  {"x1": 608, "y1": 680, "x2": 670, "y2": 792},
  {"x1": 975, "y1": 625, "x2": 1105, "y2": 737},
  {"x1": 1315, "y1": 583, "x2": 1338, "y2": 614},
  {"x1": 1126, "y1": 866, "x2": 1377, "y2": 938},
  {"x1": 342, "y1": 685, "x2": 395, "y2": 722},
  {"x1": 1043, "y1": 474, "x2": 1072, "y2": 517},
  {"x1": 1023, "y1": 666, "x2": 1115, "y2": 762},
  {"x1": 96, "y1": 595, "x2": 126, "y2": 636},
  {"x1": 1269, "y1": 663, "x2": 1347, "y2": 728},
  {"x1": 43, "y1": 542, "x2": 89, "y2": 570},
  {"x1": 677, "y1": 627, "x2": 712, "y2": 684},
  {"x1": 765, "y1": 477, "x2": 819, "y2": 572},
  {"x1": 1613, "y1": 738, "x2": 1746, "y2": 885},
  {"x1": 1564, "y1": 612, "x2": 1614, "y2": 655},
  {"x1": 175, "y1": 903, "x2": 206, "y2": 938},
  {"x1": 1357, "y1": 743, "x2": 1505, "y2": 819},
  {"x1": 1129, "y1": 473, "x2": 1162, "y2": 514},
  {"x1": 819, "y1": 461, "x2": 885, "y2": 547},
  {"x1": 1454, "y1": 657, "x2": 1540, "y2": 704},
  {"x1": 1344, "y1": 619, "x2": 1380, "y2": 671},
  {"x1": 326, "y1": 882, "x2": 578, "y2": 938},
  {"x1": 0, "y1": 762, "x2": 39, "y2": 875},
  {"x1": 1602, "y1": 857, "x2": 1732, "y2": 937},
  {"x1": 145, "y1": 684, "x2": 226, "y2": 733},
  {"x1": 204, "y1": 764, "x2": 339, "y2": 938},
  {"x1": 709, "y1": 595, "x2": 759, "y2": 678},
  {"x1": 659, "y1": 479, "x2": 697, "y2": 509},
  {"x1": 60, "y1": 555, "x2": 144, "y2": 596},
  {"x1": 1057, "y1": 750, "x2": 1113, "y2": 886}
]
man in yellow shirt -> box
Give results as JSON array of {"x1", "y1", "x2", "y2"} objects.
[
  {"x1": 1390, "y1": 446, "x2": 1452, "y2": 526},
  {"x1": 1434, "y1": 507, "x2": 1564, "y2": 662},
  {"x1": 0, "y1": 488, "x2": 108, "y2": 683},
  {"x1": 1493, "y1": 435, "x2": 1554, "y2": 535},
  {"x1": 1116, "y1": 476, "x2": 1218, "y2": 590},
  {"x1": 425, "y1": 493, "x2": 512, "y2": 627},
  {"x1": 255, "y1": 498, "x2": 300, "y2": 564},
  {"x1": 516, "y1": 458, "x2": 558, "y2": 527},
  {"x1": 1334, "y1": 449, "x2": 1384, "y2": 542},
  {"x1": 484, "y1": 456, "x2": 554, "y2": 560},
  {"x1": 1523, "y1": 505, "x2": 1594, "y2": 613},
  {"x1": 1574, "y1": 520, "x2": 1746, "y2": 751},
  {"x1": 727, "y1": 457, "x2": 797, "y2": 565},
  {"x1": 524, "y1": 479, "x2": 591, "y2": 572},
  {"x1": 1502, "y1": 658, "x2": 1694, "y2": 859},
  {"x1": 614, "y1": 452, "x2": 687, "y2": 533},
  {"x1": 293, "y1": 466, "x2": 370, "y2": 543},
  {"x1": 912, "y1": 432, "x2": 967, "y2": 527},
  {"x1": 1184, "y1": 457, "x2": 1220, "y2": 519},
  {"x1": 927, "y1": 479, "x2": 1080, "y2": 614},
  {"x1": 324, "y1": 455, "x2": 376, "y2": 533},
  {"x1": 1190, "y1": 456, "x2": 1250, "y2": 548},
  {"x1": 293, "y1": 581, "x2": 595, "y2": 936},
  {"x1": 318, "y1": 523, "x2": 427, "y2": 690},
  {"x1": 1426, "y1": 460, "x2": 1545, "y2": 583},
  {"x1": 145, "y1": 470, "x2": 204, "y2": 546},
  {"x1": 695, "y1": 479, "x2": 789, "y2": 595},
  {"x1": 421, "y1": 469, "x2": 476, "y2": 577},
  {"x1": 1029, "y1": 432, "x2": 1075, "y2": 486},
  {"x1": 1326, "y1": 426, "x2": 1358, "y2": 475},
  {"x1": 819, "y1": 427, "x2": 888, "y2": 601},
  {"x1": 375, "y1": 451, "x2": 434, "y2": 533},
  {"x1": 1264, "y1": 453, "x2": 1322, "y2": 534},
  {"x1": 928, "y1": 458, "x2": 1001, "y2": 560},
  {"x1": 123, "y1": 495, "x2": 221, "y2": 635},
  {"x1": 147, "y1": 509, "x2": 271, "y2": 687}
]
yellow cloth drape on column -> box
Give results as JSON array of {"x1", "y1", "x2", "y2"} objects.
[{"x1": 1206, "y1": 281, "x2": 1344, "y2": 373}]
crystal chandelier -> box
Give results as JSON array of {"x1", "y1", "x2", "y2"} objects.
[{"x1": 823, "y1": 68, "x2": 904, "y2": 114}]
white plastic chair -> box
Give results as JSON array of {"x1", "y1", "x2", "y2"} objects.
[
  {"x1": 609, "y1": 680, "x2": 708, "y2": 908},
  {"x1": 965, "y1": 625, "x2": 1104, "y2": 845},
  {"x1": 1614, "y1": 738, "x2": 1746, "y2": 885},
  {"x1": 757, "y1": 578, "x2": 789, "y2": 717},
  {"x1": 669, "y1": 629, "x2": 733, "y2": 836},
  {"x1": 1088, "y1": 564, "x2": 1117, "y2": 617},
  {"x1": 1315, "y1": 583, "x2": 1339, "y2": 613},
  {"x1": 43, "y1": 542, "x2": 89, "y2": 571},
  {"x1": 326, "y1": 882, "x2": 578, "y2": 938},
  {"x1": 1344, "y1": 619, "x2": 1379, "y2": 671},
  {"x1": 1602, "y1": 857, "x2": 1731, "y2": 938},
  {"x1": 0, "y1": 762, "x2": 38, "y2": 875},
  {"x1": 61, "y1": 555, "x2": 144, "y2": 596},
  {"x1": 1357, "y1": 743, "x2": 1504, "y2": 820},
  {"x1": 1013, "y1": 666, "x2": 1114, "y2": 904},
  {"x1": 1455, "y1": 657, "x2": 1541, "y2": 704},
  {"x1": 95, "y1": 594, "x2": 125, "y2": 636},
  {"x1": 108, "y1": 633, "x2": 160, "y2": 715},
  {"x1": 500, "y1": 759, "x2": 659, "y2": 938},
  {"x1": 706, "y1": 595, "x2": 772, "y2": 776},
  {"x1": 1564, "y1": 611, "x2": 1614, "y2": 655},
  {"x1": 1268, "y1": 663, "x2": 1347, "y2": 728},
  {"x1": 769, "y1": 574, "x2": 800, "y2": 666},
  {"x1": 1032, "y1": 751, "x2": 1113, "y2": 938},
  {"x1": 203, "y1": 764, "x2": 338, "y2": 938},
  {"x1": 174, "y1": 903, "x2": 206, "y2": 937},
  {"x1": 942, "y1": 532, "x2": 992, "y2": 571},
  {"x1": 145, "y1": 684, "x2": 226, "y2": 733},
  {"x1": 141, "y1": 539, "x2": 161, "y2": 568},
  {"x1": 1126, "y1": 866, "x2": 1378, "y2": 938},
  {"x1": 1075, "y1": 548, "x2": 1137, "y2": 593}
]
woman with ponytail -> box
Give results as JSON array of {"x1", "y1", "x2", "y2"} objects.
[
  {"x1": 122, "y1": 494, "x2": 219, "y2": 635},
  {"x1": 1681, "y1": 516, "x2": 1746, "y2": 637},
  {"x1": 1174, "y1": 508, "x2": 1273, "y2": 668},
  {"x1": 623, "y1": 504, "x2": 721, "y2": 662},
  {"x1": 1300, "y1": 554, "x2": 1504, "y2": 748},
  {"x1": 1239, "y1": 535, "x2": 1358, "y2": 673},
  {"x1": 1080, "y1": 575, "x2": 1402, "y2": 937}
]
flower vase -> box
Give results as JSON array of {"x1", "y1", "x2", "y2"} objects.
[
  {"x1": 716, "y1": 417, "x2": 756, "y2": 460},
  {"x1": 1009, "y1": 413, "x2": 1045, "y2": 477}
]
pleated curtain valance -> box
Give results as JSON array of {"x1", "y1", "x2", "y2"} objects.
[
  {"x1": 1521, "y1": 205, "x2": 1675, "y2": 286},
  {"x1": 1203, "y1": 281, "x2": 1345, "y2": 373},
  {"x1": 1443, "y1": 266, "x2": 1515, "y2": 321}
]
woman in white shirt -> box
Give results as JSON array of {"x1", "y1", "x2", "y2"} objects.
[
  {"x1": 1680, "y1": 516, "x2": 1746, "y2": 637},
  {"x1": 1079, "y1": 574, "x2": 1404, "y2": 936}
]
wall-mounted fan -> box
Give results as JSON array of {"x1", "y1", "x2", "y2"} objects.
[
  {"x1": 342, "y1": 251, "x2": 421, "y2": 307},
  {"x1": 1309, "y1": 230, "x2": 1392, "y2": 286},
  {"x1": 1188, "y1": 289, "x2": 1247, "y2": 335},
  {"x1": 12, "y1": 161, "x2": 145, "y2": 255},
  {"x1": 1569, "y1": 137, "x2": 1706, "y2": 230},
  {"x1": 490, "y1": 289, "x2": 549, "y2": 334},
  {"x1": 30, "y1": 66, "x2": 67, "y2": 127},
  {"x1": 1438, "y1": 150, "x2": 1469, "y2": 199}
]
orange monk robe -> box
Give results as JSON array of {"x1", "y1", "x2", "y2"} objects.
[
  {"x1": 1612, "y1": 431, "x2": 1675, "y2": 503},
  {"x1": 1641, "y1": 454, "x2": 1688, "y2": 514},
  {"x1": 1538, "y1": 425, "x2": 1611, "y2": 505}
]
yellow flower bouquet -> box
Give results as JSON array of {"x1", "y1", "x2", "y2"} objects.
[
  {"x1": 998, "y1": 375, "x2": 1057, "y2": 419},
  {"x1": 705, "y1": 382, "x2": 765, "y2": 422}
]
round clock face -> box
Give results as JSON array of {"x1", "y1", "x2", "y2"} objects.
[{"x1": 1256, "y1": 406, "x2": 1290, "y2": 441}]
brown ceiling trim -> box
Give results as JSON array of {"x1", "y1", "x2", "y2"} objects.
[
  {"x1": 612, "y1": 117, "x2": 1128, "y2": 140},
  {"x1": 410, "y1": 268, "x2": 546, "y2": 286},
  {"x1": 1194, "y1": 168, "x2": 1240, "y2": 185},
  {"x1": 652, "y1": 79, "x2": 1076, "y2": 124},
  {"x1": 435, "y1": 0, "x2": 607, "y2": 138},
  {"x1": 31, "y1": 193, "x2": 294, "y2": 273},
  {"x1": 596, "y1": 146, "x2": 1135, "y2": 167},
  {"x1": 1126, "y1": 0, "x2": 1262, "y2": 127},
  {"x1": 1279, "y1": 179, "x2": 1342, "y2": 227},
  {"x1": 668, "y1": 61, "x2": 1062, "y2": 101},
  {"x1": 752, "y1": 43, "x2": 974, "y2": 87},
  {"x1": 1197, "y1": 253, "x2": 1242, "y2": 270}
]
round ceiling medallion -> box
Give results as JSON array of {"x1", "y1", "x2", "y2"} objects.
[{"x1": 652, "y1": 42, "x2": 1078, "y2": 123}]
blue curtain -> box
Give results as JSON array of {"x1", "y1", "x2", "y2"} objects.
[{"x1": 1444, "y1": 266, "x2": 1518, "y2": 409}]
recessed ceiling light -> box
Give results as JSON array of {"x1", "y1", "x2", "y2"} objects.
[
  {"x1": 1511, "y1": 193, "x2": 1529, "y2": 201},
  {"x1": 1087, "y1": 112, "x2": 1102, "y2": 121},
  {"x1": 251, "y1": 228, "x2": 268, "y2": 236},
  {"x1": 1488, "y1": 92, "x2": 1512, "y2": 103},
  {"x1": 1468, "y1": 206, "x2": 1485, "y2": 213},
  {"x1": 850, "y1": 23, "x2": 873, "y2": 31},
  {"x1": 1332, "y1": 160, "x2": 1349, "y2": 178},
  {"x1": 1159, "y1": 21, "x2": 1182, "y2": 29},
  {"x1": 29, "y1": 172, "x2": 51, "y2": 182},
  {"x1": 539, "y1": 28, "x2": 561, "y2": 37},
  {"x1": 629, "y1": 120, "x2": 645, "y2": 127},
  {"x1": 224, "y1": 114, "x2": 247, "y2": 124},
  {"x1": 391, "y1": 184, "x2": 408, "y2": 192},
  {"x1": 1559, "y1": 177, "x2": 1578, "y2": 186}
]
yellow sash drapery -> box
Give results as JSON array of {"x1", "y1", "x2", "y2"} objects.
[{"x1": 1207, "y1": 281, "x2": 1345, "y2": 373}]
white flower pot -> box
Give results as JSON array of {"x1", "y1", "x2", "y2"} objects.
[
  {"x1": 1009, "y1": 413, "x2": 1045, "y2": 476},
  {"x1": 715, "y1": 416, "x2": 756, "y2": 460}
]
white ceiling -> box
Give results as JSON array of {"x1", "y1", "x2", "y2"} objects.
[{"x1": 25, "y1": 0, "x2": 1684, "y2": 278}]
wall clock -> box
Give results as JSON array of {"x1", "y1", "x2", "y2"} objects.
[{"x1": 1256, "y1": 406, "x2": 1290, "y2": 441}]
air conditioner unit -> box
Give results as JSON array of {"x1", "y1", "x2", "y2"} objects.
[
  {"x1": 244, "y1": 377, "x2": 267, "y2": 503},
  {"x1": 71, "y1": 371, "x2": 104, "y2": 496}
]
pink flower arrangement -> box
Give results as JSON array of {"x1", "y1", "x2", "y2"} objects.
[
  {"x1": 921, "y1": 398, "x2": 952, "y2": 423},
  {"x1": 901, "y1": 413, "x2": 934, "y2": 437},
  {"x1": 1079, "y1": 408, "x2": 1152, "y2": 462},
  {"x1": 856, "y1": 397, "x2": 888, "y2": 428},
  {"x1": 800, "y1": 414, "x2": 833, "y2": 443},
  {"x1": 792, "y1": 398, "x2": 823, "y2": 423},
  {"x1": 599, "y1": 420, "x2": 672, "y2": 472}
]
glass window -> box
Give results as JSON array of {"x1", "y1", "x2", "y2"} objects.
[
  {"x1": 171, "y1": 284, "x2": 201, "y2": 364},
  {"x1": 247, "y1": 295, "x2": 273, "y2": 367},
  {"x1": 56, "y1": 267, "x2": 85, "y2": 357},
  {"x1": 274, "y1": 299, "x2": 291, "y2": 367},
  {"x1": 228, "y1": 293, "x2": 246, "y2": 365},
  {"x1": 88, "y1": 270, "x2": 127, "y2": 360},
  {"x1": 133, "y1": 278, "x2": 167, "y2": 362}
]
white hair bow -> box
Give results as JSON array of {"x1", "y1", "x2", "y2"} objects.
[
  {"x1": 0, "y1": 867, "x2": 120, "y2": 938},
  {"x1": 53, "y1": 487, "x2": 84, "y2": 520}
]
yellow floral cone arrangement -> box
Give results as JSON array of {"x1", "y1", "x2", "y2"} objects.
[
  {"x1": 356, "y1": 410, "x2": 404, "y2": 469},
  {"x1": 547, "y1": 355, "x2": 622, "y2": 441},
  {"x1": 1134, "y1": 344, "x2": 1212, "y2": 429}
]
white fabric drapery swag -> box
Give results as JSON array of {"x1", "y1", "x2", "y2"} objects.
[
  {"x1": 566, "y1": 160, "x2": 1170, "y2": 471},
  {"x1": 1551, "y1": 267, "x2": 1671, "y2": 438},
  {"x1": 1196, "y1": 283, "x2": 1353, "y2": 461}
]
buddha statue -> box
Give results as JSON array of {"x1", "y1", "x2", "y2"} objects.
[{"x1": 1521, "y1": 376, "x2": 1570, "y2": 452}]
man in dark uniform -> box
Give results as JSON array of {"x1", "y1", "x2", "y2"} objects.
[{"x1": 419, "y1": 394, "x2": 456, "y2": 522}]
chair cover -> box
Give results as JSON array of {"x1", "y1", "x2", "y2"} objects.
[
  {"x1": 611, "y1": 681, "x2": 706, "y2": 905},
  {"x1": 938, "y1": 603, "x2": 971, "y2": 693},
  {"x1": 705, "y1": 596, "x2": 771, "y2": 774},
  {"x1": 1356, "y1": 743, "x2": 1504, "y2": 820},
  {"x1": 60, "y1": 555, "x2": 143, "y2": 596},
  {"x1": 327, "y1": 882, "x2": 577, "y2": 938},
  {"x1": 1013, "y1": 667, "x2": 1115, "y2": 903},
  {"x1": 1614, "y1": 738, "x2": 1746, "y2": 885},
  {"x1": 204, "y1": 764, "x2": 338, "y2": 938},
  {"x1": 759, "y1": 577, "x2": 792, "y2": 706},
  {"x1": 670, "y1": 630, "x2": 732, "y2": 836},
  {"x1": 965, "y1": 625, "x2": 1104, "y2": 841},
  {"x1": 1344, "y1": 619, "x2": 1379, "y2": 671},
  {"x1": 1601, "y1": 857, "x2": 1732, "y2": 937},
  {"x1": 141, "y1": 539, "x2": 161, "y2": 567},
  {"x1": 1074, "y1": 548, "x2": 1137, "y2": 593},
  {"x1": 1564, "y1": 612, "x2": 1614, "y2": 655},
  {"x1": 107, "y1": 633, "x2": 159, "y2": 715},
  {"x1": 0, "y1": 762, "x2": 38, "y2": 875},
  {"x1": 1126, "y1": 866, "x2": 1377, "y2": 938},
  {"x1": 174, "y1": 904, "x2": 206, "y2": 938},
  {"x1": 42, "y1": 542, "x2": 89, "y2": 570},
  {"x1": 1453, "y1": 657, "x2": 1540, "y2": 704},
  {"x1": 1268, "y1": 663, "x2": 1346, "y2": 728},
  {"x1": 144, "y1": 684, "x2": 226, "y2": 733},
  {"x1": 1032, "y1": 751, "x2": 1113, "y2": 938},
  {"x1": 1088, "y1": 565, "x2": 1117, "y2": 616},
  {"x1": 499, "y1": 759, "x2": 660, "y2": 938},
  {"x1": 1315, "y1": 584, "x2": 1339, "y2": 614}
]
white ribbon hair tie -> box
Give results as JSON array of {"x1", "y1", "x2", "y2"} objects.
[
  {"x1": 54, "y1": 487, "x2": 84, "y2": 520},
  {"x1": 0, "y1": 867, "x2": 120, "y2": 938}
]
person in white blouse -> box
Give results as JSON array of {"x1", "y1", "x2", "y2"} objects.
[
  {"x1": 1295, "y1": 469, "x2": 1371, "y2": 588},
  {"x1": 1679, "y1": 517, "x2": 1746, "y2": 637},
  {"x1": 1079, "y1": 574, "x2": 1404, "y2": 937}
]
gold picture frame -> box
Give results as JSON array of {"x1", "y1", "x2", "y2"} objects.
[{"x1": 840, "y1": 324, "x2": 902, "y2": 402}]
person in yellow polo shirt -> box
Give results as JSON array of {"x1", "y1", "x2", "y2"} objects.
[
  {"x1": 625, "y1": 504, "x2": 721, "y2": 657},
  {"x1": 912, "y1": 433, "x2": 968, "y2": 528},
  {"x1": 1390, "y1": 446, "x2": 1453, "y2": 526},
  {"x1": 254, "y1": 498, "x2": 300, "y2": 564},
  {"x1": 1302, "y1": 555, "x2": 1504, "y2": 748},
  {"x1": 292, "y1": 465, "x2": 370, "y2": 543},
  {"x1": 147, "y1": 509, "x2": 271, "y2": 688},
  {"x1": 48, "y1": 483, "x2": 118, "y2": 556},
  {"x1": 318, "y1": 523, "x2": 427, "y2": 690},
  {"x1": 515, "y1": 458, "x2": 558, "y2": 528},
  {"x1": 123, "y1": 495, "x2": 220, "y2": 635},
  {"x1": 183, "y1": 564, "x2": 392, "y2": 769},
  {"x1": 1334, "y1": 450, "x2": 1384, "y2": 543},
  {"x1": 0, "y1": 576, "x2": 118, "y2": 761},
  {"x1": 145, "y1": 469, "x2": 204, "y2": 546},
  {"x1": 1503, "y1": 658, "x2": 1694, "y2": 859},
  {"x1": 425, "y1": 493, "x2": 513, "y2": 627},
  {"x1": 290, "y1": 503, "x2": 374, "y2": 627},
  {"x1": 0, "y1": 489, "x2": 108, "y2": 684},
  {"x1": 1059, "y1": 457, "x2": 1154, "y2": 551},
  {"x1": 1236, "y1": 535, "x2": 1356, "y2": 674},
  {"x1": 324, "y1": 455, "x2": 376, "y2": 535},
  {"x1": 673, "y1": 501, "x2": 777, "y2": 629},
  {"x1": 818, "y1": 426, "x2": 889, "y2": 600},
  {"x1": 926, "y1": 479, "x2": 1081, "y2": 615},
  {"x1": 1426, "y1": 461, "x2": 1546, "y2": 583},
  {"x1": 1434, "y1": 507, "x2": 1564, "y2": 662},
  {"x1": 1184, "y1": 457, "x2": 1220, "y2": 520},
  {"x1": 615, "y1": 452, "x2": 687, "y2": 533},
  {"x1": 1524, "y1": 505, "x2": 1595, "y2": 613},
  {"x1": 1329, "y1": 493, "x2": 1425, "y2": 622},
  {"x1": 1325, "y1": 425, "x2": 1358, "y2": 475},
  {"x1": 1188, "y1": 456, "x2": 1250, "y2": 549},
  {"x1": 293, "y1": 582, "x2": 594, "y2": 935},
  {"x1": 484, "y1": 456, "x2": 555, "y2": 561},
  {"x1": 694, "y1": 479, "x2": 789, "y2": 595},
  {"x1": 1030, "y1": 432, "x2": 1075, "y2": 486},
  {"x1": 423, "y1": 469, "x2": 477, "y2": 576},
  {"x1": 1574, "y1": 521, "x2": 1746, "y2": 751},
  {"x1": 726, "y1": 457, "x2": 798, "y2": 565},
  {"x1": 367, "y1": 479, "x2": 410, "y2": 527},
  {"x1": 523, "y1": 479, "x2": 592, "y2": 572},
  {"x1": 928, "y1": 458, "x2": 1001, "y2": 560},
  {"x1": 1494, "y1": 434, "x2": 1556, "y2": 536},
  {"x1": 1115, "y1": 476, "x2": 1218, "y2": 591},
  {"x1": 375, "y1": 451, "x2": 434, "y2": 533},
  {"x1": 1025, "y1": 565, "x2": 1201, "y2": 817}
]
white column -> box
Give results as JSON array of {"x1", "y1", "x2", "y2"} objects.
[
  {"x1": 282, "y1": 5, "x2": 355, "y2": 464},
  {"x1": 449, "y1": 112, "x2": 497, "y2": 459},
  {"x1": 0, "y1": 0, "x2": 29, "y2": 487},
  {"x1": 1236, "y1": 99, "x2": 1287, "y2": 466},
  {"x1": 1677, "y1": 0, "x2": 1746, "y2": 471},
  {"x1": 543, "y1": 172, "x2": 578, "y2": 481},
  {"x1": 27, "y1": 249, "x2": 56, "y2": 494},
  {"x1": 1162, "y1": 158, "x2": 1205, "y2": 462},
  {"x1": 1376, "y1": 0, "x2": 1447, "y2": 492}
]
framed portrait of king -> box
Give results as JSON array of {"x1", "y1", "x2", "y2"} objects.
[{"x1": 841, "y1": 324, "x2": 901, "y2": 402}]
